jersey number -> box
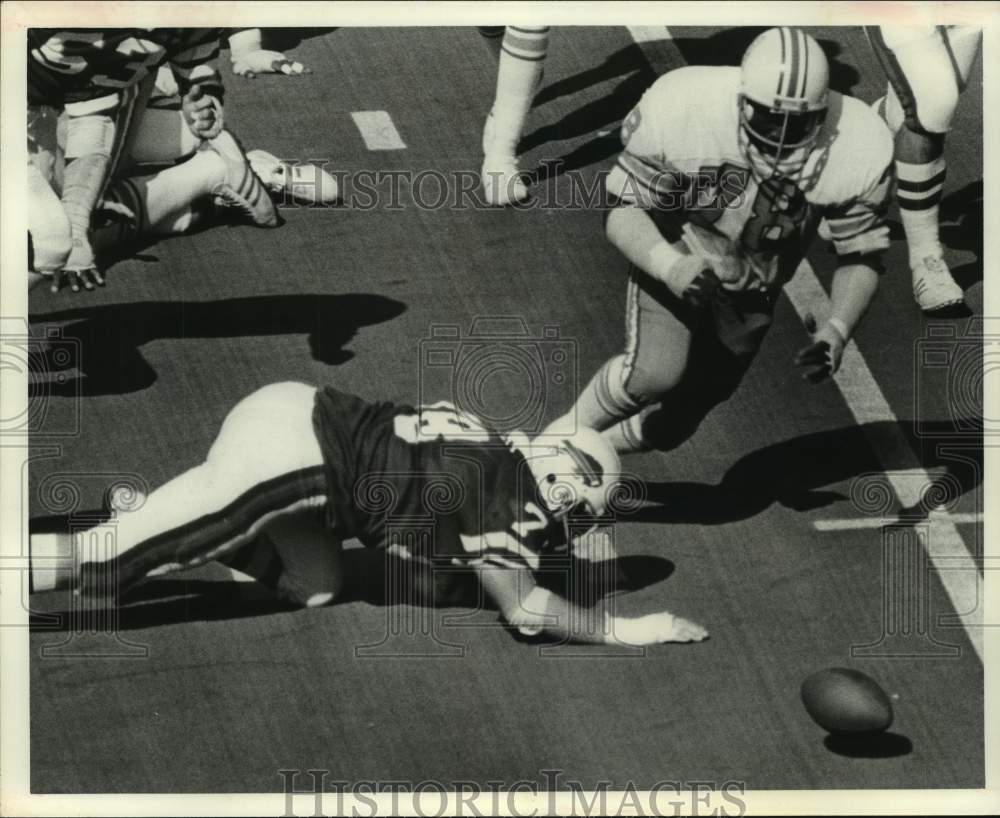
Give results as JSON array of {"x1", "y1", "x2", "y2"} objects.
[
  {"x1": 741, "y1": 175, "x2": 809, "y2": 253},
  {"x1": 393, "y1": 405, "x2": 490, "y2": 444}
]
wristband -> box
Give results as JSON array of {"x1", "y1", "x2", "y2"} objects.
[
  {"x1": 827, "y1": 317, "x2": 849, "y2": 344},
  {"x1": 647, "y1": 240, "x2": 686, "y2": 287}
]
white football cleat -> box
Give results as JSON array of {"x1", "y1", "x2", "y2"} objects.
[
  {"x1": 481, "y1": 155, "x2": 531, "y2": 206},
  {"x1": 912, "y1": 255, "x2": 964, "y2": 312},
  {"x1": 246, "y1": 149, "x2": 340, "y2": 205}
]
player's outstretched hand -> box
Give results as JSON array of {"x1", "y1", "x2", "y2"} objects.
[
  {"x1": 795, "y1": 312, "x2": 847, "y2": 383},
  {"x1": 615, "y1": 611, "x2": 709, "y2": 645},
  {"x1": 53, "y1": 237, "x2": 104, "y2": 292},
  {"x1": 232, "y1": 49, "x2": 310, "y2": 79},
  {"x1": 49, "y1": 266, "x2": 104, "y2": 294},
  {"x1": 666, "y1": 254, "x2": 720, "y2": 309}
]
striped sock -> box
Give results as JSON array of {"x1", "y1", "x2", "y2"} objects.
[
  {"x1": 896, "y1": 157, "x2": 946, "y2": 265},
  {"x1": 574, "y1": 355, "x2": 643, "y2": 431},
  {"x1": 485, "y1": 26, "x2": 550, "y2": 158}
]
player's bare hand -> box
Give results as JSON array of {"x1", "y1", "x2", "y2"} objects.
[
  {"x1": 53, "y1": 237, "x2": 104, "y2": 292},
  {"x1": 614, "y1": 611, "x2": 709, "y2": 645},
  {"x1": 666, "y1": 254, "x2": 720, "y2": 308},
  {"x1": 232, "y1": 49, "x2": 310, "y2": 79},
  {"x1": 50, "y1": 266, "x2": 104, "y2": 294},
  {"x1": 795, "y1": 312, "x2": 847, "y2": 383},
  {"x1": 668, "y1": 616, "x2": 709, "y2": 643},
  {"x1": 182, "y1": 85, "x2": 224, "y2": 140}
]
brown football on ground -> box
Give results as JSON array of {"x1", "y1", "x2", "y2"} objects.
[{"x1": 801, "y1": 668, "x2": 893, "y2": 733}]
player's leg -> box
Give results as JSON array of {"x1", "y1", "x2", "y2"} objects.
[
  {"x1": 550, "y1": 267, "x2": 696, "y2": 452},
  {"x1": 868, "y1": 25, "x2": 982, "y2": 312},
  {"x1": 29, "y1": 382, "x2": 328, "y2": 599},
  {"x1": 219, "y1": 509, "x2": 345, "y2": 608},
  {"x1": 619, "y1": 290, "x2": 774, "y2": 453},
  {"x1": 481, "y1": 25, "x2": 550, "y2": 206}
]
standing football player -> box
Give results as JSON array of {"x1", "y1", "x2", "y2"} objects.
[
  {"x1": 550, "y1": 27, "x2": 893, "y2": 454},
  {"x1": 866, "y1": 25, "x2": 982, "y2": 313},
  {"x1": 30, "y1": 383, "x2": 706, "y2": 646},
  {"x1": 480, "y1": 25, "x2": 550, "y2": 206}
]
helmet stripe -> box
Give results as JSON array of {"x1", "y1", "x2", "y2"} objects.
[
  {"x1": 775, "y1": 26, "x2": 787, "y2": 95},
  {"x1": 786, "y1": 27, "x2": 801, "y2": 98},
  {"x1": 799, "y1": 29, "x2": 809, "y2": 97}
]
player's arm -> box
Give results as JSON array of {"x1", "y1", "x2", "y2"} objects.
[
  {"x1": 56, "y1": 94, "x2": 121, "y2": 292},
  {"x1": 169, "y1": 30, "x2": 226, "y2": 140},
  {"x1": 603, "y1": 90, "x2": 720, "y2": 308},
  {"x1": 472, "y1": 534, "x2": 707, "y2": 645},
  {"x1": 796, "y1": 161, "x2": 894, "y2": 382}
]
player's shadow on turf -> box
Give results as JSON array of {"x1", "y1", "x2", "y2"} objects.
[
  {"x1": 29, "y1": 549, "x2": 674, "y2": 630},
  {"x1": 633, "y1": 418, "x2": 982, "y2": 525},
  {"x1": 27, "y1": 293, "x2": 406, "y2": 397},
  {"x1": 522, "y1": 46, "x2": 654, "y2": 182},
  {"x1": 668, "y1": 28, "x2": 862, "y2": 94}
]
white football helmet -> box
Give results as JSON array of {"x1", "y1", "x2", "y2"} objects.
[
  {"x1": 527, "y1": 427, "x2": 621, "y2": 535},
  {"x1": 738, "y1": 27, "x2": 829, "y2": 180}
]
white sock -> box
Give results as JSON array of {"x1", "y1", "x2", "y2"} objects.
[
  {"x1": 30, "y1": 533, "x2": 75, "y2": 593},
  {"x1": 485, "y1": 26, "x2": 549, "y2": 159}
]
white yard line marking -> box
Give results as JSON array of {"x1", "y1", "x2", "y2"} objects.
[
  {"x1": 784, "y1": 266, "x2": 982, "y2": 660},
  {"x1": 627, "y1": 26, "x2": 983, "y2": 661},
  {"x1": 815, "y1": 512, "x2": 983, "y2": 532},
  {"x1": 626, "y1": 26, "x2": 674, "y2": 45},
  {"x1": 350, "y1": 110, "x2": 407, "y2": 150}
]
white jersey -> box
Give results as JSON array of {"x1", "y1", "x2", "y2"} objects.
[{"x1": 606, "y1": 66, "x2": 894, "y2": 294}]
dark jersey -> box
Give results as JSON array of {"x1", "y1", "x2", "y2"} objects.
[
  {"x1": 312, "y1": 387, "x2": 568, "y2": 570},
  {"x1": 28, "y1": 28, "x2": 224, "y2": 109}
]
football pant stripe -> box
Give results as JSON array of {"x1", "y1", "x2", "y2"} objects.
[
  {"x1": 81, "y1": 466, "x2": 329, "y2": 595},
  {"x1": 865, "y1": 26, "x2": 928, "y2": 135}
]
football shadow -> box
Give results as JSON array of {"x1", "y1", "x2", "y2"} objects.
[
  {"x1": 27, "y1": 292, "x2": 406, "y2": 396},
  {"x1": 823, "y1": 731, "x2": 913, "y2": 758}
]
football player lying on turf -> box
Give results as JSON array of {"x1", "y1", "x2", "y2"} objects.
[
  {"x1": 550, "y1": 27, "x2": 894, "y2": 454},
  {"x1": 30, "y1": 383, "x2": 707, "y2": 646}
]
